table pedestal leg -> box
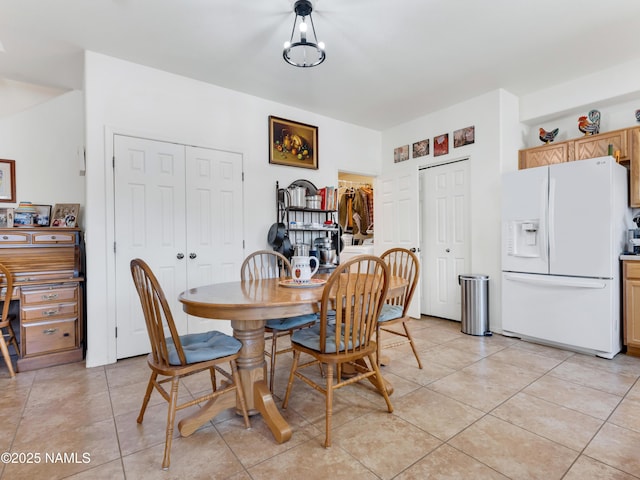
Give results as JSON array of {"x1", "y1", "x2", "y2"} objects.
[
  {"x1": 178, "y1": 320, "x2": 291, "y2": 442},
  {"x1": 233, "y1": 320, "x2": 291, "y2": 443}
]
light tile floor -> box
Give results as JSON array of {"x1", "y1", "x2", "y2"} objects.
[{"x1": 1, "y1": 316, "x2": 640, "y2": 479}]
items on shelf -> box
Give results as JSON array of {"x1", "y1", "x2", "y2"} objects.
[
  {"x1": 578, "y1": 109, "x2": 600, "y2": 136},
  {"x1": 538, "y1": 127, "x2": 559, "y2": 144}
]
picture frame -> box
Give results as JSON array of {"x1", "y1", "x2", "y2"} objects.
[
  {"x1": 454, "y1": 126, "x2": 475, "y2": 148},
  {"x1": 0, "y1": 159, "x2": 16, "y2": 203},
  {"x1": 13, "y1": 212, "x2": 33, "y2": 226},
  {"x1": 0, "y1": 208, "x2": 14, "y2": 228},
  {"x1": 33, "y1": 204, "x2": 52, "y2": 227},
  {"x1": 434, "y1": 134, "x2": 449, "y2": 157},
  {"x1": 394, "y1": 145, "x2": 409, "y2": 163},
  {"x1": 412, "y1": 139, "x2": 430, "y2": 159},
  {"x1": 51, "y1": 203, "x2": 80, "y2": 228},
  {"x1": 269, "y1": 116, "x2": 318, "y2": 170}
]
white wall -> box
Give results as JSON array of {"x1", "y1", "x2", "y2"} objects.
[
  {"x1": 83, "y1": 51, "x2": 381, "y2": 367},
  {"x1": 0, "y1": 90, "x2": 85, "y2": 210},
  {"x1": 380, "y1": 89, "x2": 521, "y2": 333}
]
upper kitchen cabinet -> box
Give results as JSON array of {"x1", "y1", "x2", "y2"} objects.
[
  {"x1": 518, "y1": 141, "x2": 571, "y2": 170},
  {"x1": 630, "y1": 127, "x2": 640, "y2": 207},
  {"x1": 573, "y1": 128, "x2": 629, "y2": 162},
  {"x1": 519, "y1": 126, "x2": 640, "y2": 207}
]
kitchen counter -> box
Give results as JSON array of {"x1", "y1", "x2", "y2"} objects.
[{"x1": 620, "y1": 254, "x2": 640, "y2": 261}]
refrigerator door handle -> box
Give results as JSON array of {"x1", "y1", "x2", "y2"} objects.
[
  {"x1": 547, "y1": 176, "x2": 555, "y2": 266},
  {"x1": 504, "y1": 273, "x2": 606, "y2": 289}
]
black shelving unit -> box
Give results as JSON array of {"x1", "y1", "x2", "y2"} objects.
[{"x1": 276, "y1": 180, "x2": 339, "y2": 271}]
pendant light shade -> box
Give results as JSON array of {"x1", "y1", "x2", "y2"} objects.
[{"x1": 283, "y1": 0, "x2": 325, "y2": 68}]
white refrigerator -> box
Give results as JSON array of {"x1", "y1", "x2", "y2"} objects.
[{"x1": 501, "y1": 156, "x2": 630, "y2": 358}]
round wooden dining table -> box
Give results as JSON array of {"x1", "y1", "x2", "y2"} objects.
[{"x1": 178, "y1": 274, "x2": 407, "y2": 444}]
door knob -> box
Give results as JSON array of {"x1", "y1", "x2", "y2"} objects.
[
  {"x1": 176, "y1": 253, "x2": 184, "y2": 259},
  {"x1": 410, "y1": 247, "x2": 417, "y2": 253},
  {"x1": 445, "y1": 248, "x2": 450, "y2": 253},
  {"x1": 189, "y1": 253, "x2": 197, "y2": 259}
]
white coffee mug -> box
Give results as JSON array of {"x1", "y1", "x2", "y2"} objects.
[{"x1": 291, "y1": 255, "x2": 319, "y2": 283}]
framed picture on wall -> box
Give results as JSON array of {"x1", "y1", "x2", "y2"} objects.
[
  {"x1": 0, "y1": 160, "x2": 16, "y2": 203},
  {"x1": 412, "y1": 139, "x2": 429, "y2": 159},
  {"x1": 454, "y1": 126, "x2": 475, "y2": 147},
  {"x1": 434, "y1": 134, "x2": 449, "y2": 157},
  {"x1": 51, "y1": 203, "x2": 80, "y2": 228},
  {"x1": 394, "y1": 145, "x2": 409, "y2": 163},
  {"x1": 269, "y1": 116, "x2": 318, "y2": 169}
]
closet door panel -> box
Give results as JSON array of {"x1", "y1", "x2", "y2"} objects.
[
  {"x1": 114, "y1": 135, "x2": 187, "y2": 357},
  {"x1": 186, "y1": 146, "x2": 244, "y2": 335}
]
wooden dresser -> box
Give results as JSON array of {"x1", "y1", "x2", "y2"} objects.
[{"x1": 0, "y1": 227, "x2": 84, "y2": 371}]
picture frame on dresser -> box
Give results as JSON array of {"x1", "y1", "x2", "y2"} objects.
[
  {"x1": 33, "y1": 204, "x2": 51, "y2": 227},
  {"x1": 0, "y1": 208, "x2": 13, "y2": 228},
  {"x1": 51, "y1": 203, "x2": 80, "y2": 227},
  {"x1": 0, "y1": 160, "x2": 16, "y2": 203}
]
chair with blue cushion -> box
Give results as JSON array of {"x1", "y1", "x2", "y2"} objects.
[
  {"x1": 0, "y1": 263, "x2": 18, "y2": 377},
  {"x1": 282, "y1": 255, "x2": 393, "y2": 447},
  {"x1": 240, "y1": 250, "x2": 318, "y2": 393},
  {"x1": 377, "y1": 248, "x2": 422, "y2": 369},
  {"x1": 130, "y1": 258, "x2": 250, "y2": 470}
]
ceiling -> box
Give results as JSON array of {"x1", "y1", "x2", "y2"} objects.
[{"x1": 1, "y1": 0, "x2": 640, "y2": 130}]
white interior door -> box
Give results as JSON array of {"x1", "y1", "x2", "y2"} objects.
[
  {"x1": 114, "y1": 136, "x2": 244, "y2": 358},
  {"x1": 114, "y1": 135, "x2": 187, "y2": 358},
  {"x1": 185, "y1": 146, "x2": 244, "y2": 335},
  {"x1": 421, "y1": 159, "x2": 470, "y2": 320},
  {"x1": 375, "y1": 164, "x2": 420, "y2": 318}
]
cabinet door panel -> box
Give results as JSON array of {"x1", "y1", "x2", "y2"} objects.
[
  {"x1": 574, "y1": 129, "x2": 628, "y2": 161},
  {"x1": 519, "y1": 143, "x2": 568, "y2": 169},
  {"x1": 631, "y1": 128, "x2": 640, "y2": 207}
]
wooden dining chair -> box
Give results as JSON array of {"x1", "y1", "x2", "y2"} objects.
[
  {"x1": 282, "y1": 255, "x2": 393, "y2": 447},
  {"x1": 240, "y1": 249, "x2": 318, "y2": 393},
  {"x1": 130, "y1": 258, "x2": 250, "y2": 470},
  {"x1": 377, "y1": 248, "x2": 422, "y2": 369},
  {"x1": 0, "y1": 263, "x2": 18, "y2": 377}
]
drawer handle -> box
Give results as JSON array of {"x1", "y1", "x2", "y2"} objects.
[
  {"x1": 2, "y1": 236, "x2": 7, "y2": 240},
  {"x1": 43, "y1": 309, "x2": 59, "y2": 316},
  {"x1": 42, "y1": 293, "x2": 59, "y2": 300},
  {"x1": 51, "y1": 236, "x2": 56, "y2": 240},
  {"x1": 43, "y1": 328, "x2": 58, "y2": 335}
]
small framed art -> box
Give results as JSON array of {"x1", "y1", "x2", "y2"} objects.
[
  {"x1": 33, "y1": 204, "x2": 52, "y2": 227},
  {"x1": 394, "y1": 145, "x2": 409, "y2": 163},
  {"x1": 434, "y1": 134, "x2": 449, "y2": 157},
  {"x1": 0, "y1": 160, "x2": 16, "y2": 203},
  {"x1": 412, "y1": 139, "x2": 429, "y2": 159},
  {"x1": 269, "y1": 116, "x2": 318, "y2": 169},
  {"x1": 0, "y1": 208, "x2": 14, "y2": 228},
  {"x1": 454, "y1": 126, "x2": 475, "y2": 147},
  {"x1": 51, "y1": 203, "x2": 80, "y2": 228}
]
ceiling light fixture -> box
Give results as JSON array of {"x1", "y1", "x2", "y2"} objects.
[{"x1": 283, "y1": 0, "x2": 325, "y2": 68}]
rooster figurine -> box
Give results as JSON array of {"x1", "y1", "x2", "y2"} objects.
[
  {"x1": 578, "y1": 109, "x2": 601, "y2": 136},
  {"x1": 539, "y1": 127, "x2": 559, "y2": 144}
]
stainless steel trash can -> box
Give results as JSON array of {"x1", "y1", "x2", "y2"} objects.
[{"x1": 458, "y1": 274, "x2": 491, "y2": 336}]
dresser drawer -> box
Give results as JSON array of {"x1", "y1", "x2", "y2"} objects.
[
  {"x1": 21, "y1": 302, "x2": 77, "y2": 322},
  {"x1": 0, "y1": 232, "x2": 30, "y2": 244},
  {"x1": 23, "y1": 319, "x2": 77, "y2": 356},
  {"x1": 32, "y1": 232, "x2": 76, "y2": 245},
  {"x1": 21, "y1": 284, "x2": 78, "y2": 305}
]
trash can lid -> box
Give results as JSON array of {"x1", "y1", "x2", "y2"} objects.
[{"x1": 458, "y1": 274, "x2": 489, "y2": 280}]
